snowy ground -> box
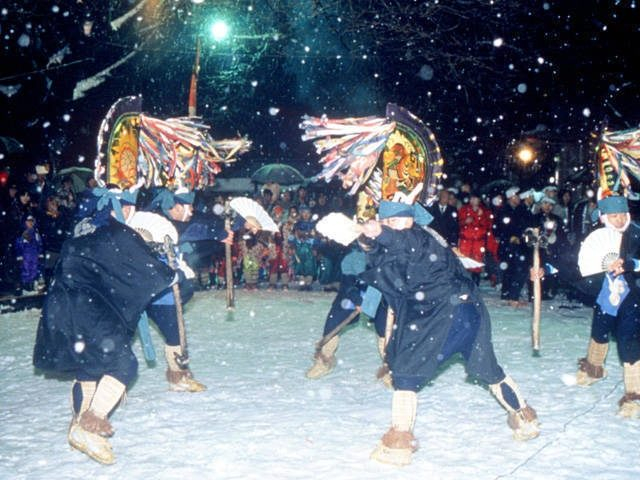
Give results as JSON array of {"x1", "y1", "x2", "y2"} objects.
[{"x1": 1, "y1": 286, "x2": 639, "y2": 480}]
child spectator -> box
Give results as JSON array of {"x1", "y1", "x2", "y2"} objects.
[
  {"x1": 290, "y1": 215, "x2": 317, "y2": 289},
  {"x1": 15, "y1": 214, "x2": 43, "y2": 293},
  {"x1": 267, "y1": 207, "x2": 290, "y2": 289},
  {"x1": 240, "y1": 234, "x2": 266, "y2": 289}
]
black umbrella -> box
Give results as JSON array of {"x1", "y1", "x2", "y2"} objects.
[
  {"x1": 564, "y1": 167, "x2": 592, "y2": 184},
  {"x1": 478, "y1": 178, "x2": 515, "y2": 197},
  {"x1": 251, "y1": 163, "x2": 306, "y2": 186},
  {"x1": 0, "y1": 136, "x2": 24, "y2": 156},
  {"x1": 53, "y1": 166, "x2": 94, "y2": 193}
]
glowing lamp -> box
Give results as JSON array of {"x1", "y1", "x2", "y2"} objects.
[
  {"x1": 210, "y1": 20, "x2": 229, "y2": 41},
  {"x1": 517, "y1": 146, "x2": 535, "y2": 164}
]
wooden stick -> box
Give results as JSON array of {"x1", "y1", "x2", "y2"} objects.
[
  {"x1": 315, "y1": 309, "x2": 361, "y2": 355},
  {"x1": 171, "y1": 282, "x2": 189, "y2": 368},
  {"x1": 164, "y1": 236, "x2": 189, "y2": 368},
  {"x1": 384, "y1": 308, "x2": 395, "y2": 348},
  {"x1": 531, "y1": 229, "x2": 541, "y2": 354},
  {"x1": 224, "y1": 215, "x2": 235, "y2": 310}
]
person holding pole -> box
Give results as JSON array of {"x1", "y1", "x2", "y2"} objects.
[
  {"x1": 358, "y1": 198, "x2": 539, "y2": 466},
  {"x1": 144, "y1": 187, "x2": 233, "y2": 392},
  {"x1": 33, "y1": 187, "x2": 179, "y2": 464}
]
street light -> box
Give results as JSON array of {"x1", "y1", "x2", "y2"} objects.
[
  {"x1": 516, "y1": 145, "x2": 535, "y2": 165},
  {"x1": 209, "y1": 20, "x2": 230, "y2": 42}
]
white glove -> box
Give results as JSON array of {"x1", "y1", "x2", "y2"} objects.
[{"x1": 177, "y1": 257, "x2": 195, "y2": 280}]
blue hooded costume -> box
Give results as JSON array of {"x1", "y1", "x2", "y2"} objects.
[
  {"x1": 33, "y1": 189, "x2": 176, "y2": 385},
  {"x1": 359, "y1": 200, "x2": 506, "y2": 391},
  {"x1": 578, "y1": 195, "x2": 640, "y2": 364}
]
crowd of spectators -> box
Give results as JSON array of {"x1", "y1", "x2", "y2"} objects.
[
  {"x1": 196, "y1": 184, "x2": 355, "y2": 291},
  {"x1": 0, "y1": 165, "x2": 86, "y2": 295},
  {"x1": 426, "y1": 182, "x2": 599, "y2": 306},
  {"x1": 0, "y1": 164, "x2": 604, "y2": 306},
  {"x1": 0, "y1": 169, "x2": 356, "y2": 296}
]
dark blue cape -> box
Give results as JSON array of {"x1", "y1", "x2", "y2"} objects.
[{"x1": 33, "y1": 217, "x2": 175, "y2": 377}]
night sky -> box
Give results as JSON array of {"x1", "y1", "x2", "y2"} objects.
[{"x1": 1, "y1": 0, "x2": 639, "y2": 187}]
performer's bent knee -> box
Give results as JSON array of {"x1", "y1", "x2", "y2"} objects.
[
  {"x1": 147, "y1": 304, "x2": 180, "y2": 345},
  {"x1": 392, "y1": 374, "x2": 428, "y2": 392},
  {"x1": 76, "y1": 372, "x2": 101, "y2": 382},
  {"x1": 107, "y1": 353, "x2": 138, "y2": 386},
  {"x1": 618, "y1": 347, "x2": 640, "y2": 365},
  {"x1": 322, "y1": 307, "x2": 359, "y2": 336},
  {"x1": 590, "y1": 329, "x2": 611, "y2": 344},
  {"x1": 466, "y1": 365, "x2": 506, "y2": 386}
]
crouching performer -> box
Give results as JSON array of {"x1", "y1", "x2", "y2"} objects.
[
  {"x1": 359, "y1": 199, "x2": 539, "y2": 466},
  {"x1": 33, "y1": 187, "x2": 178, "y2": 465},
  {"x1": 143, "y1": 187, "x2": 234, "y2": 392},
  {"x1": 129, "y1": 206, "x2": 207, "y2": 393}
]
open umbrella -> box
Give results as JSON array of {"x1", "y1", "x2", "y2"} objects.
[
  {"x1": 564, "y1": 166, "x2": 592, "y2": 184},
  {"x1": 209, "y1": 177, "x2": 254, "y2": 193},
  {"x1": 478, "y1": 178, "x2": 515, "y2": 197},
  {"x1": 0, "y1": 136, "x2": 24, "y2": 156},
  {"x1": 251, "y1": 163, "x2": 305, "y2": 185},
  {"x1": 53, "y1": 166, "x2": 94, "y2": 193}
]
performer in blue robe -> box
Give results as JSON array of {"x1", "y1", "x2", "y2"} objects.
[
  {"x1": 33, "y1": 188, "x2": 177, "y2": 465},
  {"x1": 144, "y1": 187, "x2": 233, "y2": 392},
  {"x1": 575, "y1": 195, "x2": 640, "y2": 418},
  {"x1": 359, "y1": 200, "x2": 539, "y2": 466}
]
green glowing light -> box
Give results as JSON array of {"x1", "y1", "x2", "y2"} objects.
[{"x1": 210, "y1": 20, "x2": 230, "y2": 41}]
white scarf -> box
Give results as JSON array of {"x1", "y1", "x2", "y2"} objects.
[{"x1": 601, "y1": 213, "x2": 630, "y2": 233}]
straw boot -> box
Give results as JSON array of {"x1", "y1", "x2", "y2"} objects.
[
  {"x1": 306, "y1": 335, "x2": 339, "y2": 379},
  {"x1": 576, "y1": 339, "x2": 608, "y2": 386},
  {"x1": 618, "y1": 360, "x2": 640, "y2": 418},
  {"x1": 68, "y1": 375, "x2": 125, "y2": 465},
  {"x1": 370, "y1": 390, "x2": 418, "y2": 466},
  {"x1": 165, "y1": 345, "x2": 206, "y2": 392},
  {"x1": 490, "y1": 375, "x2": 540, "y2": 441}
]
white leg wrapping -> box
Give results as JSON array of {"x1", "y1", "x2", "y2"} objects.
[
  {"x1": 576, "y1": 339, "x2": 608, "y2": 386},
  {"x1": 89, "y1": 375, "x2": 126, "y2": 419},
  {"x1": 489, "y1": 375, "x2": 526, "y2": 413},
  {"x1": 391, "y1": 390, "x2": 417, "y2": 432},
  {"x1": 165, "y1": 344, "x2": 183, "y2": 372},
  {"x1": 371, "y1": 390, "x2": 418, "y2": 466},
  {"x1": 319, "y1": 334, "x2": 340, "y2": 358},
  {"x1": 377, "y1": 336, "x2": 386, "y2": 359},
  {"x1": 80, "y1": 381, "x2": 97, "y2": 414},
  {"x1": 587, "y1": 339, "x2": 609, "y2": 365},
  {"x1": 619, "y1": 361, "x2": 640, "y2": 419},
  {"x1": 68, "y1": 376, "x2": 123, "y2": 465},
  {"x1": 70, "y1": 380, "x2": 97, "y2": 417}
]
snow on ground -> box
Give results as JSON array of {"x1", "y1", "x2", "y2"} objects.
[{"x1": 1, "y1": 286, "x2": 639, "y2": 480}]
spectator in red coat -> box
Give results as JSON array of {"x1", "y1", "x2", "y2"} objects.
[{"x1": 458, "y1": 192, "x2": 493, "y2": 284}]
